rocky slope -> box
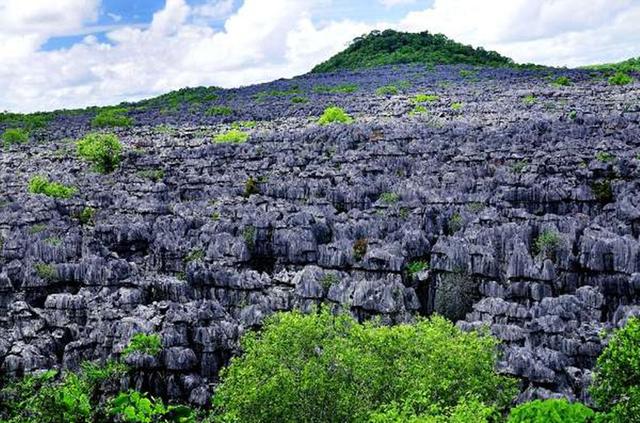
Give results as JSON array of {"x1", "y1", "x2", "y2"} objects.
[{"x1": 1, "y1": 64, "x2": 639, "y2": 406}]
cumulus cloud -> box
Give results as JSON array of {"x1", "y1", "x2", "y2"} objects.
[
  {"x1": 379, "y1": 0, "x2": 417, "y2": 8},
  {"x1": 1, "y1": 0, "x2": 639, "y2": 112},
  {"x1": 0, "y1": 0, "x2": 373, "y2": 112},
  {"x1": 400, "y1": 0, "x2": 640, "y2": 66}
]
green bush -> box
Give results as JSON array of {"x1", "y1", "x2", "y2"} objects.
[
  {"x1": 91, "y1": 107, "x2": 133, "y2": 128},
  {"x1": 353, "y1": 237, "x2": 368, "y2": 261},
  {"x1": 206, "y1": 106, "x2": 233, "y2": 116},
  {"x1": 212, "y1": 308, "x2": 517, "y2": 422},
  {"x1": 77, "y1": 207, "x2": 96, "y2": 225},
  {"x1": 76, "y1": 132, "x2": 122, "y2": 173},
  {"x1": 609, "y1": 72, "x2": 633, "y2": 86},
  {"x1": 318, "y1": 106, "x2": 353, "y2": 125},
  {"x1": 451, "y1": 102, "x2": 464, "y2": 111},
  {"x1": 313, "y1": 83, "x2": 359, "y2": 94},
  {"x1": 523, "y1": 94, "x2": 537, "y2": 105},
  {"x1": 213, "y1": 129, "x2": 249, "y2": 144},
  {"x1": 553, "y1": 76, "x2": 572, "y2": 86},
  {"x1": 591, "y1": 180, "x2": 614, "y2": 204},
  {"x1": 507, "y1": 399, "x2": 594, "y2": 423},
  {"x1": 591, "y1": 317, "x2": 640, "y2": 422},
  {"x1": 28, "y1": 175, "x2": 77, "y2": 199},
  {"x1": 407, "y1": 260, "x2": 429, "y2": 276},
  {"x1": 2, "y1": 128, "x2": 29, "y2": 147},
  {"x1": 379, "y1": 192, "x2": 400, "y2": 204},
  {"x1": 533, "y1": 230, "x2": 563, "y2": 258},
  {"x1": 376, "y1": 85, "x2": 399, "y2": 96},
  {"x1": 413, "y1": 94, "x2": 439, "y2": 103},
  {"x1": 122, "y1": 333, "x2": 162, "y2": 357}
]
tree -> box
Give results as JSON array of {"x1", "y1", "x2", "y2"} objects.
[
  {"x1": 211, "y1": 308, "x2": 517, "y2": 423},
  {"x1": 591, "y1": 317, "x2": 640, "y2": 422}
]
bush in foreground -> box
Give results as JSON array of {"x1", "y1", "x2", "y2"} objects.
[
  {"x1": 77, "y1": 132, "x2": 122, "y2": 173},
  {"x1": 211, "y1": 308, "x2": 517, "y2": 423},
  {"x1": 507, "y1": 399, "x2": 595, "y2": 423},
  {"x1": 318, "y1": 106, "x2": 353, "y2": 125},
  {"x1": 28, "y1": 175, "x2": 76, "y2": 199},
  {"x1": 591, "y1": 317, "x2": 640, "y2": 422},
  {"x1": 609, "y1": 72, "x2": 633, "y2": 86}
]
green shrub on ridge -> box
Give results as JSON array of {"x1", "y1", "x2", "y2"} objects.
[
  {"x1": 28, "y1": 175, "x2": 76, "y2": 199},
  {"x1": 318, "y1": 106, "x2": 353, "y2": 125},
  {"x1": 76, "y1": 132, "x2": 122, "y2": 173}
]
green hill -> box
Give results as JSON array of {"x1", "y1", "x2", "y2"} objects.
[
  {"x1": 582, "y1": 57, "x2": 640, "y2": 73},
  {"x1": 312, "y1": 29, "x2": 515, "y2": 73}
]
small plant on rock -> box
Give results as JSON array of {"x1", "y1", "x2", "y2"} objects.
[
  {"x1": 552, "y1": 76, "x2": 572, "y2": 86},
  {"x1": 35, "y1": 262, "x2": 57, "y2": 281},
  {"x1": 214, "y1": 129, "x2": 249, "y2": 144},
  {"x1": 407, "y1": 260, "x2": 429, "y2": 277},
  {"x1": 595, "y1": 151, "x2": 615, "y2": 163},
  {"x1": 448, "y1": 213, "x2": 463, "y2": 234},
  {"x1": 185, "y1": 248, "x2": 205, "y2": 263},
  {"x1": 352, "y1": 238, "x2": 368, "y2": 261},
  {"x1": 379, "y1": 192, "x2": 399, "y2": 204},
  {"x1": 76, "y1": 132, "x2": 122, "y2": 173},
  {"x1": 413, "y1": 94, "x2": 439, "y2": 103},
  {"x1": 522, "y1": 94, "x2": 537, "y2": 105},
  {"x1": 451, "y1": 102, "x2": 464, "y2": 111},
  {"x1": 77, "y1": 207, "x2": 96, "y2": 225},
  {"x1": 243, "y1": 225, "x2": 256, "y2": 251},
  {"x1": 28, "y1": 175, "x2": 77, "y2": 199},
  {"x1": 376, "y1": 84, "x2": 399, "y2": 96},
  {"x1": 244, "y1": 176, "x2": 259, "y2": 197},
  {"x1": 320, "y1": 273, "x2": 339, "y2": 290},
  {"x1": 122, "y1": 333, "x2": 162, "y2": 357},
  {"x1": 318, "y1": 106, "x2": 353, "y2": 125},
  {"x1": 533, "y1": 230, "x2": 563, "y2": 258},
  {"x1": 591, "y1": 180, "x2": 614, "y2": 204}
]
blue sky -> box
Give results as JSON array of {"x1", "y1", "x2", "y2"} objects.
[{"x1": 1, "y1": 0, "x2": 638, "y2": 112}]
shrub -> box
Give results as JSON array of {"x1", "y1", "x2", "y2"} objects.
[
  {"x1": 122, "y1": 333, "x2": 162, "y2": 357},
  {"x1": 185, "y1": 248, "x2": 205, "y2": 263},
  {"x1": 313, "y1": 83, "x2": 359, "y2": 94},
  {"x1": 379, "y1": 192, "x2": 400, "y2": 204},
  {"x1": 511, "y1": 160, "x2": 528, "y2": 173},
  {"x1": 451, "y1": 102, "x2": 464, "y2": 111},
  {"x1": 353, "y1": 238, "x2": 368, "y2": 261},
  {"x1": 77, "y1": 207, "x2": 96, "y2": 225},
  {"x1": 553, "y1": 76, "x2": 572, "y2": 86},
  {"x1": 507, "y1": 399, "x2": 594, "y2": 423},
  {"x1": 206, "y1": 106, "x2": 233, "y2": 116},
  {"x1": 244, "y1": 176, "x2": 259, "y2": 197},
  {"x1": 137, "y1": 169, "x2": 165, "y2": 182},
  {"x1": 407, "y1": 260, "x2": 429, "y2": 276},
  {"x1": 230, "y1": 120, "x2": 257, "y2": 130},
  {"x1": 595, "y1": 151, "x2": 615, "y2": 163},
  {"x1": 2, "y1": 128, "x2": 29, "y2": 147},
  {"x1": 591, "y1": 180, "x2": 614, "y2": 204},
  {"x1": 413, "y1": 94, "x2": 439, "y2": 103},
  {"x1": 523, "y1": 94, "x2": 537, "y2": 105},
  {"x1": 410, "y1": 105, "x2": 428, "y2": 116},
  {"x1": 213, "y1": 129, "x2": 249, "y2": 144},
  {"x1": 212, "y1": 309, "x2": 517, "y2": 422},
  {"x1": 92, "y1": 107, "x2": 133, "y2": 128},
  {"x1": 609, "y1": 72, "x2": 633, "y2": 86},
  {"x1": 28, "y1": 175, "x2": 76, "y2": 199},
  {"x1": 76, "y1": 132, "x2": 122, "y2": 173},
  {"x1": 448, "y1": 213, "x2": 463, "y2": 234},
  {"x1": 242, "y1": 225, "x2": 256, "y2": 250},
  {"x1": 376, "y1": 85, "x2": 399, "y2": 96},
  {"x1": 318, "y1": 106, "x2": 353, "y2": 125},
  {"x1": 591, "y1": 317, "x2": 640, "y2": 422},
  {"x1": 291, "y1": 96, "x2": 309, "y2": 104},
  {"x1": 434, "y1": 272, "x2": 477, "y2": 322},
  {"x1": 533, "y1": 230, "x2": 563, "y2": 258},
  {"x1": 320, "y1": 273, "x2": 339, "y2": 290}
]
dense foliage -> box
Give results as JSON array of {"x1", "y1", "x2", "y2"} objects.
[
  {"x1": 121, "y1": 333, "x2": 163, "y2": 357},
  {"x1": 77, "y1": 132, "x2": 123, "y2": 173},
  {"x1": 28, "y1": 175, "x2": 77, "y2": 199},
  {"x1": 318, "y1": 106, "x2": 353, "y2": 125},
  {"x1": 312, "y1": 30, "x2": 514, "y2": 73},
  {"x1": 1, "y1": 128, "x2": 29, "y2": 147},
  {"x1": 591, "y1": 317, "x2": 640, "y2": 422},
  {"x1": 583, "y1": 57, "x2": 640, "y2": 74},
  {"x1": 211, "y1": 308, "x2": 518, "y2": 422},
  {"x1": 507, "y1": 399, "x2": 595, "y2": 423}
]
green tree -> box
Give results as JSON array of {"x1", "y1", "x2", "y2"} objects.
[
  {"x1": 591, "y1": 317, "x2": 640, "y2": 422},
  {"x1": 507, "y1": 399, "x2": 595, "y2": 423},
  {"x1": 76, "y1": 132, "x2": 122, "y2": 173},
  {"x1": 212, "y1": 308, "x2": 517, "y2": 422}
]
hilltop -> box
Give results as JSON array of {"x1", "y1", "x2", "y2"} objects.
[{"x1": 312, "y1": 29, "x2": 515, "y2": 73}]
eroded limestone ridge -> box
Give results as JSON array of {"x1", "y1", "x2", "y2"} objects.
[{"x1": 1, "y1": 65, "x2": 639, "y2": 405}]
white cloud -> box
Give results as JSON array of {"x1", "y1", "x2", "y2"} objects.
[
  {"x1": 0, "y1": 0, "x2": 373, "y2": 112},
  {"x1": 1, "y1": 0, "x2": 639, "y2": 112},
  {"x1": 379, "y1": 0, "x2": 417, "y2": 8},
  {"x1": 400, "y1": 0, "x2": 640, "y2": 66}
]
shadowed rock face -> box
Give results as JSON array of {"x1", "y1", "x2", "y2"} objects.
[{"x1": 1, "y1": 64, "x2": 639, "y2": 405}]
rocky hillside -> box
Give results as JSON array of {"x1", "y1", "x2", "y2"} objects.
[{"x1": 1, "y1": 64, "x2": 639, "y2": 407}]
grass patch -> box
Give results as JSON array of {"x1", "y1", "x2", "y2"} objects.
[{"x1": 214, "y1": 129, "x2": 249, "y2": 144}]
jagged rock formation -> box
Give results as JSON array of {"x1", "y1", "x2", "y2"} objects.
[{"x1": 1, "y1": 64, "x2": 639, "y2": 405}]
